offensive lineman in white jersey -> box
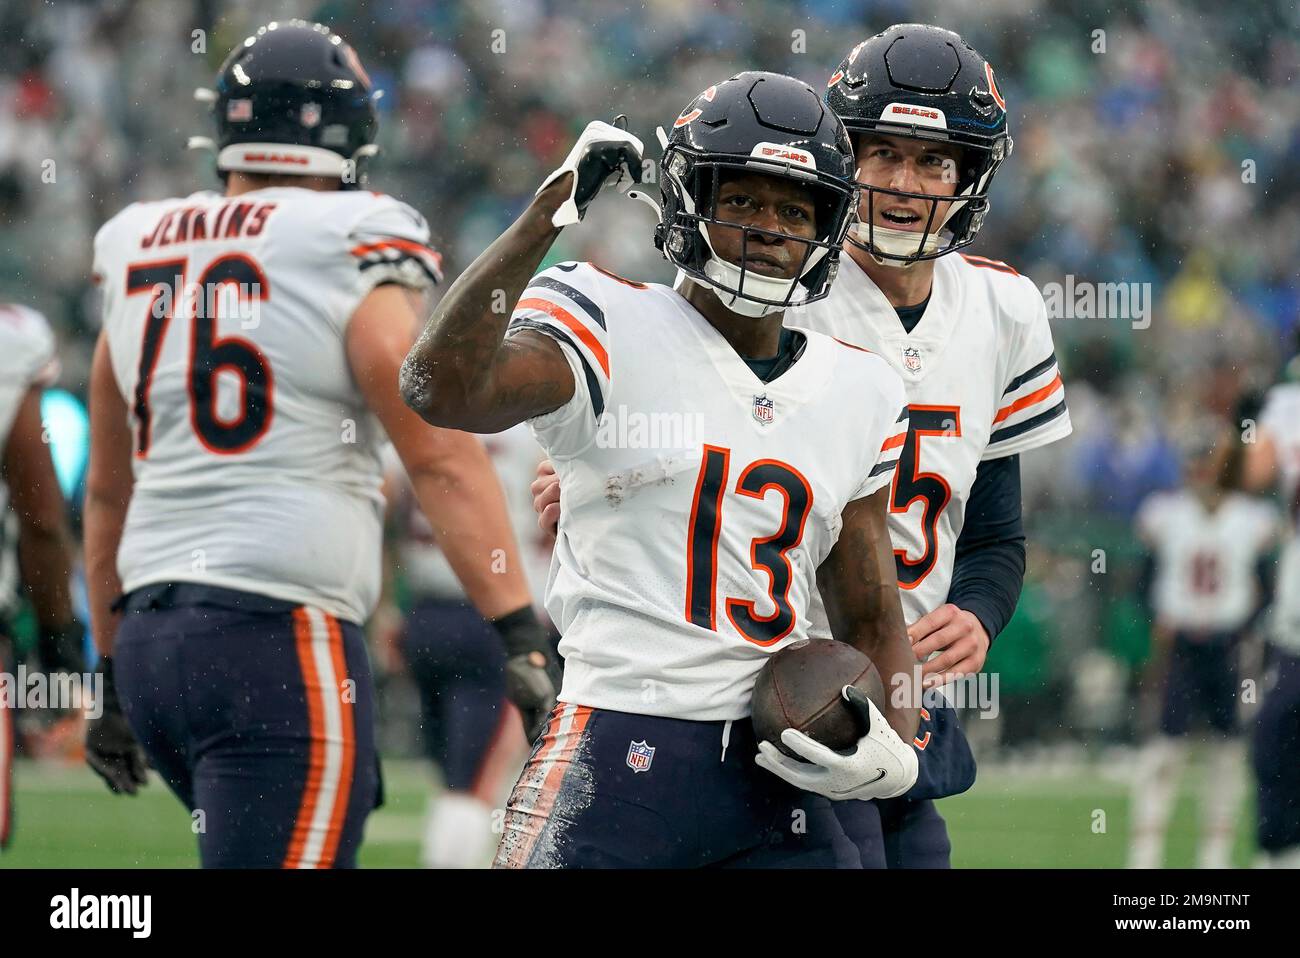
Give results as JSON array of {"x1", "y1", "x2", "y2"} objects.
[
  {"x1": 1128, "y1": 423, "x2": 1276, "y2": 868},
  {"x1": 1243, "y1": 377, "x2": 1300, "y2": 867},
  {"x1": 83, "y1": 21, "x2": 560, "y2": 868},
  {"x1": 402, "y1": 72, "x2": 920, "y2": 868},
  {"x1": 533, "y1": 25, "x2": 1071, "y2": 867},
  {"x1": 0, "y1": 304, "x2": 83, "y2": 853}
]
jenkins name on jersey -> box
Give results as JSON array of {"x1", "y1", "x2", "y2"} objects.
[
  {"x1": 93, "y1": 188, "x2": 442, "y2": 623},
  {"x1": 511, "y1": 261, "x2": 908, "y2": 722}
]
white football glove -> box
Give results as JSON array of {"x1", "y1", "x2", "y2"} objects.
[
  {"x1": 755, "y1": 685, "x2": 919, "y2": 802},
  {"x1": 538, "y1": 117, "x2": 644, "y2": 227}
]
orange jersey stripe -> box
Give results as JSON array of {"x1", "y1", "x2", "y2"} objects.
[
  {"x1": 516, "y1": 297, "x2": 610, "y2": 378},
  {"x1": 833, "y1": 337, "x2": 873, "y2": 353},
  {"x1": 993, "y1": 372, "x2": 1062, "y2": 424},
  {"x1": 880, "y1": 432, "x2": 906, "y2": 453},
  {"x1": 349, "y1": 238, "x2": 442, "y2": 264},
  {"x1": 960, "y1": 253, "x2": 1019, "y2": 276},
  {"x1": 318, "y1": 614, "x2": 356, "y2": 868}
]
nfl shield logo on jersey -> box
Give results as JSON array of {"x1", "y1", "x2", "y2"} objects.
[
  {"x1": 752, "y1": 394, "x2": 775, "y2": 425},
  {"x1": 300, "y1": 102, "x2": 323, "y2": 129},
  {"x1": 902, "y1": 346, "x2": 923, "y2": 373},
  {"x1": 626, "y1": 740, "x2": 655, "y2": 773}
]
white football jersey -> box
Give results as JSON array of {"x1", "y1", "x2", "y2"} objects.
[
  {"x1": 1135, "y1": 490, "x2": 1276, "y2": 632},
  {"x1": 0, "y1": 304, "x2": 60, "y2": 615},
  {"x1": 790, "y1": 251, "x2": 1071, "y2": 629},
  {"x1": 1258, "y1": 383, "x2": 1300, "y2": 651},
  {"x1": 387, "y1": 424, "x2": 552, "y2": 607},
  {"x1": 93, "y1": 187, "x2": 442, "y2": 623},
  {"x1": 515, "y1": 262, "x2": 907, "y2": 721}
]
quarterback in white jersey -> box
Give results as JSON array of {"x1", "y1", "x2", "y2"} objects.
[
  {"x1": 1130, "y1": 425, "x2": 1276, "y2": 868},
  {"x1": 82, "y1": 21, "x2": 558, "y2": 869},
  {"x1": 1244, "y1": 379, "x2": 1300, "y2": 867},
  {"x1": 404, "y1": 73, "x2": 921, "y2": 868},
  {"x1": 0, "y1": 304, "x2": 83, "y2": 853}
]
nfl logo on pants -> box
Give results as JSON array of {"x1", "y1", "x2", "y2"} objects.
[{"x1": 626, "y1": 740, "x2": 655, "y2": 773}]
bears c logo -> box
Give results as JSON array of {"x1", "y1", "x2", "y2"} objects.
[
  {"x1": 673, "y1": 85, "x2": 717, "y2": 128},
  {"x1": 984, "y1": 63, "x2": 1005, "y2": 112}
]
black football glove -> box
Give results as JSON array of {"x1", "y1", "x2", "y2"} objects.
[
  {"x1": 537, "y1": 116, "x2": 644, "y2": 227},
  {"x1": 492, "y1": 606, "x2": 562, "y2": 742},
  {"x1": 85, "y1": 657, "x2": 149, "y2": 796},
  {"x1": 37, "y1": 620, "x2": 87, "y2": 675}
]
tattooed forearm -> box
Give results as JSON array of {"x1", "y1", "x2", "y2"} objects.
[
  {"x1": 400, "y1": 176, "x2": 577, "y2": 432},
  {"x1": 818, "y1": 487, "x2": 919, "y2": 739}
]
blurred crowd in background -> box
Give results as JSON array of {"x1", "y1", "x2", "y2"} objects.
[{"x1": 1, "y1": 0, "x2": 1298, "y2": 752}]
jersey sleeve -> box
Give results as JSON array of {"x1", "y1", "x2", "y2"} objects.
[
  {"x1": 983, "y1": 283, "x2": 1072, "y2": 460},
  {"x1": 345, "y1": 195, "x2": 443, "y2": 301},
  {"x1": 510, "y1": 262, "x2": 612, "y2": 459},
  {"x1": 850, "y1": 362, "x2": 909, "y2": 501},
  {"x1": 0, "y1": 304, "x2": 59, "y2": 441}
]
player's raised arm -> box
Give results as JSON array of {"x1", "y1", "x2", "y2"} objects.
[
  {"x1": 348, "y1": 283, "x2": 558, "y2": 739},
  {"x1": 815, "y1": 486, "x2": 920, "y2": 743},
  {"x1": 399, "y1": 121, "x2": 643, "y2": 433}
]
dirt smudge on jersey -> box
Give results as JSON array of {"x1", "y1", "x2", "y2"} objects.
[{"x1": 603, "y1": 455, "x2": 691, "y2": 509}]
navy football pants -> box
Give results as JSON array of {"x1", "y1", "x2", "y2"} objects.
[
  {"x1": 401, "y1": 598, "x2": 513, "y2": 796},
  {"x1": 114, "y1": 583, "x2": 380, "y2": 868},
  {"x1": 493, "y1": 703, "x2": 862, "y2": 868},
  {"x1": 1254, "y1": 649, "x2": 1300, "y2": 853}
]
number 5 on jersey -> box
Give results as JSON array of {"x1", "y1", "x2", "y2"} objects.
[
  {"x1": 685, "y1": 444, "x2": 814, "y2": 646},
  {"x1": 126, "y1": 255, "x2": 273, "y2": 458}
]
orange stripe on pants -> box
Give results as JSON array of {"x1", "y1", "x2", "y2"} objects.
[{"x1": 284, "y1": 607, "x2": 328, "y2": 869}]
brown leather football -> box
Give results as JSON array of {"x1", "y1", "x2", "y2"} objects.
[{"x1": 751, "y1": 639, "x2": 886, "y2": 759}]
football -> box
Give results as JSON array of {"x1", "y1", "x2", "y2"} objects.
[{"x1": 751, "y1": 640, "x2": 887, "y2": 759}]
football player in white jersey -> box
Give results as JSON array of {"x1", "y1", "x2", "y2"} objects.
[
  {"x1": 533, "y1": 24, "x2": 1071, "y2": 867},
  {"x1": 1244, "y1": 377, "x2": 1300, "y2": 867},
  {"x1": 0, "y1": 304, "x2": 84, "y2": 852},
  {"x1": 83, "y1": 21, "x2": 559, "y2": 868},
  {"x1": 402, "y1": 72, "x2": 921, "y2": 868},
  {"x1": 1129, "y1": 422, "x2": 1276, "y2": 868}
]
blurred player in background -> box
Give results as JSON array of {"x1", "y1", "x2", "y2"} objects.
[
  {"x1": 1129, "y1": 421, "x2": 1276, "y2": 868},
  {"x1": 533, "y1": 24, "x2": 1069, "y2": 868},
  {"x1": 378, "y1": 425, "x2": 551, "y2": 867},
  {"x1": 1244, "y1": 371, "x2": 1300, "y2": 867},
  {"x1": 83, "y1": 20, "x2": 558, "y2": 868},
  {"x1": 403, "y1": 72, "x2": 921, "y2": 868},
  {"x1": 0, "y1": 303, "x2": 84, "y2": 852}
]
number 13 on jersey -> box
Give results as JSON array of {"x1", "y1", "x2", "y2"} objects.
[{"x1": 685, "y1": 445, "x2": 814, "y2": 647}]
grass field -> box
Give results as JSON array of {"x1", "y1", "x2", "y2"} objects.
[{"x1": 0, "y1": 755, "x2": 1258, "y2": 868}]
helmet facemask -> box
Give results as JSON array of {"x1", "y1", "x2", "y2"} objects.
[
  {"x1": 848, "y1": 132, "x2": 1007, "y2": 268},
  {"x1": 658, "y1": 145, "x2": 857, "y2": 317}
]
